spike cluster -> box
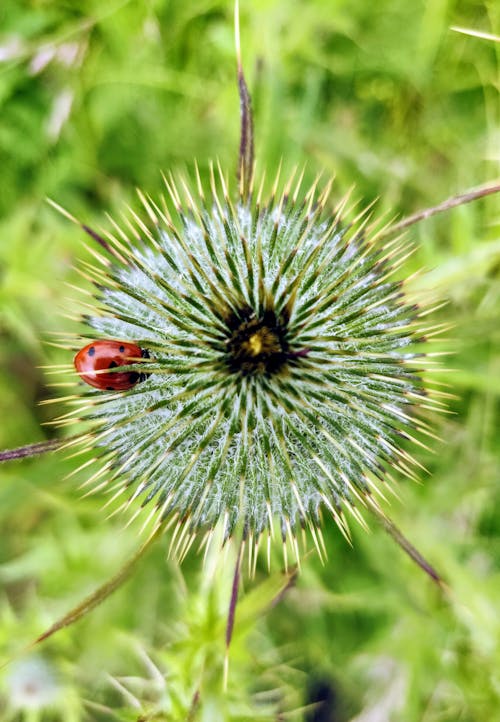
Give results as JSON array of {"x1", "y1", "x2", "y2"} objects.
[{"x1": 49, "y1": 165, "x2": 445, "y2": 566}]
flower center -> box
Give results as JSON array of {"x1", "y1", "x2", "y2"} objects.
[{"x1": 225, "y1": 309, "x2": 289, "y2": 376}]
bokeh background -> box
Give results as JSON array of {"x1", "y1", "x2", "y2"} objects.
[{"x1": 0, "y1": 0, "x2": 499, "y2": 719}]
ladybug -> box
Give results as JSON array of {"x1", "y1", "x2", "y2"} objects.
[{"x1": 74, "y1": 340, "x2": 149, "y2": 391}]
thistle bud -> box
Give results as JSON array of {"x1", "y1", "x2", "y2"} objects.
[{"x1": 60, "y1": 163, "x2": 441, "y2": 568}]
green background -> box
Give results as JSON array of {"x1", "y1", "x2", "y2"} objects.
[{"x1": 0, "y1": 0, "x2": 499, "y2": 719}]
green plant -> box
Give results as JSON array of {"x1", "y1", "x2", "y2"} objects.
[{"x1": 1, "y1": 2, "x2": 499, "y2": 720}]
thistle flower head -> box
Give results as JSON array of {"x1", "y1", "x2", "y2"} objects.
[
  {"x1": 34, "y1": 13, "x2": 450, "y2": 573},
  {"x1": 57, "y1": 162, "x2": 438, "y2": 565}
]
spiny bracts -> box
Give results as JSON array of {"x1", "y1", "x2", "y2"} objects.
[{"x1": 54, "y1": 165, "x2": 443, "y2": 566}]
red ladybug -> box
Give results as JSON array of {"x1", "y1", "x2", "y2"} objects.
[{"x1": 74, "y1": 340, "x2": 149, "y2": 391}]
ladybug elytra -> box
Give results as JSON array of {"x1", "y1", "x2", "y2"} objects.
[{"x1": 74, "y1": 340, "x2": 149, "y2": 391}]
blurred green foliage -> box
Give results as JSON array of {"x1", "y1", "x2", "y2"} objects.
[{"x1": 0, "y1": 0, "x2": 499, "y2": 720}]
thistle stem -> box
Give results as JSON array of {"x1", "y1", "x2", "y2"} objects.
[
  {"x1": 35, "y1": 526, "x2": 162, "y2": 645},
  {"x1": 0, "y1": 528, "x2": 163, "y2": 673},
  {"x1": 46, "y1": 198, "x2": 122, "y2": 259},
  {"x1": 368, "y1": 503, "x2": 445, "y2": 588},
  {"x1": 0, "y1": 438, "x2": 72, "y2": 462},
  {"x1": 383, "y1": 181, "x2": 500, "y2": 237},
  {"x1": 224, "y1": 539, "x2": 243, "y2": 690},
  {"x1": 81, "y1": 223, "x2": 115, "y2": 255},
  {"x1": 235, "y1": 0, "x2": 254, "y2": 201},
  {"x1": 187, "y1": 690, "x2": 201, "y2": 721}
]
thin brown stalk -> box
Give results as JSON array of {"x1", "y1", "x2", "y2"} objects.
[
  {"x1": 235, "y1": 0, "x2": 254, "y2": 202},
  {"x1": 367, "y1": 501, "x2": 446, "y2": 589},
  {"x1": 381, "y1": 181, "x2": 500, "y2": 238},
  {"x1": 0, "y1": 437, "x2": 70, "y2": 462}
]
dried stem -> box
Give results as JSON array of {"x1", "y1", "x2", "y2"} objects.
[
  {"x1": 0, "y1": 438, "x2": 70, "y2": 462},
  {"x1": 235, "y1": 0, "x2": 254, "y2": 202},
  {"x1": 224, "y1": 539, "x2": 243, "y2": 689},
  {"x1": 187, "y1": 690, "x2": 201, "y2": 721},
  {"x1": 46, "y1": 198, "x2": 122, "y2": 259},
  {"x1": 367, "y1": 501, "x2": 445, "y2": 589},
  {"x1": 35, "y1": 526, "x2": 162, "y2": 645},
  {"x1": 81, "y1": 223, "x2": 115, "y2": 255},
  {"x1": 382, "y1": 181, "x2": 500, "y2": 238}
]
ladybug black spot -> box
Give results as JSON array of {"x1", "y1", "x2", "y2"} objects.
[
  {"x1": 88, "y1": 346, "x2": 95, "y2": 356},
  {"x1": 119, "y1": 345, "x2": 125, "y2": 353},
  {"x1": 106, "y1": 386, "x2": 114, "y2": 391}
]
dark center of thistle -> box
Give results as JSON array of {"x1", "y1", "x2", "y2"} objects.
[{"x1": 225, "y1": 308, "x2": 290, "y2": 376}]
